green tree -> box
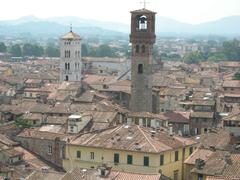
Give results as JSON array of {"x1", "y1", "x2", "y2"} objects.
[
  {"x1": 233, "y1": 70, "x2": 240, "y2": 80},
  {"x1": 10, "y1": 44, "x2": 22, "y2": 57},
  {"x1": 81, "y1": 43, "x2": 88, "y2": 57},
  {"x1": 222, "y1": 39, "x2": 240, "y2": 61},
  {"x1": 45, "y1": 46, "x2": 60, "y2": 57},
  {"x1": 0, "y1": 42, "x2": 7, "y2": 52},
  {"x1": 23, "y1": 43, "x2": 44, "y2": 57},
  {"x1": 97, "y1": 44, "x2": 114, "y2": 57},
  {"x1": 14, "y1": 117, "x2": 32, "y2": 129},
  {"x1": 183, "y1": 51, "x2": 205, "y2": 64}
]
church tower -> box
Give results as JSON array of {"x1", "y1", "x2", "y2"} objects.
[
  {"x1": 60, "y1": 27, "x2": 82, "y2": 82},
  {"x1": 129, "y1": 8, "x2": 156, "y2": 112}
]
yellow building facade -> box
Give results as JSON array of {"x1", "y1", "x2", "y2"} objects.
[{"x1": 63, "y1": 125, "x2": 197, "y2": 180}]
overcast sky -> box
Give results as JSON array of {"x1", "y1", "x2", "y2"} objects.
[{"x1": 1, "y1": 0, "x2": 240, "y2": 24}]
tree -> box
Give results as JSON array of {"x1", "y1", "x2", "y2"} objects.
[
  {"x1": 45, "y1": 46, "x2": 60, "y2": 57},
  {"x1": 0, "y1": 42, "x2": 7, "y2": 52},
  {"x1": 10, "y1": 44, "x2": 22, "y2": 57},
  {"x1": 97, "y1": 44, "x2": 114, "y2": 57},
  {"x1": 14, "y1": 117, "x2": 32, "y2": 129},
  {"x1": 222, "y1": 39, "x2": 240, "y2": 61},
  {"x1": 81, "y1": 43, "x2": 88, "y2": 57},
  {"x1": 233, "y1": 70, "x2": 240, "y2": 80},
  {"x1": 23, "y1": 43, "x2": 44, "y2": 57},
  {"x1": 183, "y1": 51, "x2": 205, "y2": 64}
]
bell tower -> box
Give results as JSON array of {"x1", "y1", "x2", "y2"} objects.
[
  {"x1": 129, "y1": 8, "x2": 156, "y2": 112},
  {"x1": 60, "y1": 26, "x2": 82, "y2": 82}
]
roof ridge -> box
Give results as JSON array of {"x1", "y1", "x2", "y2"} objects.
[{"x1": 137, "y1": 126, "x2": 158, "y2": 153}]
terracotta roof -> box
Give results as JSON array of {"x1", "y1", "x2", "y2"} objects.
[
  {"x1": 223, "y1": 80, "x2": 240, "y2": 88},
  {"x1": 192, "y1": 152, "x2": 240, "y2": 179},
  {"x1": 26, "y1": 171, "x2": 65, "y2": 180},
  {"x1": 83, "y1": 75, "x2": 117, "y2": 85},
  {"x1": 61, "y1": 167, "x2": 161, "y2": 180},
  {"x1": 17, "y1": 129, "x2": 68, "y2": 141},
  {"x1": 224, "y1": 93, "x2": 240, "y2": 98},
  {"x1": 61, "y1": 31, "x2": 81, "y2": 40},
  {"x1": 164, "y1": 111, "x2": 190, "y2": 124},
  {"x1": 223, "y1": 112, "x2": 240, "y2": 122},
  {"x1": 220, "y1": 61, "x2": 240, "y2": 68},
  {"x1": 195, "y1": 129, "x2": 234, "y2": 150},
  {"x1": 70, "y1": 125, "x2": 196, "y2": 153},
  {"x1": 184, "y1": 148, "x2": 213, "y2": 165},
  {"x1": 25, "y1": 79, "x2": 42, "y2": 84},
  {"x1": 0, "y1": 134, "x2": 19, "y2": 146},
  {"x1": 131, "y1": 8, "x2": 156, "y2": 14},
  {"x1": 2, "y1": 148, "x2": 23, "y2": 158},
  {"x1": 14, "y1": 146, "x2": 51, "y2": 169}
]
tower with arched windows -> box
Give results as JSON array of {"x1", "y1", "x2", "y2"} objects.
[
  {"x1": 60, "y1": 28, "x2": 82, "y2": 82},
  {"x1": 129, "y1": 8, "x2": 156, "y2": 112}
]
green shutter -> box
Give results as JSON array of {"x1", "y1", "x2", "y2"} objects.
[
  {"x1": 127, "y1": 155, "x2": 133, "y2": 164},
  {"x1": 160, "y1": 154, "x2": 164, "y2": 165},
  {"x1": 114, "y1": 153, "x2": 119, "y2": 163},
  {"x1": 143, "y1": 156, "x2": 149, "y2": 166}
]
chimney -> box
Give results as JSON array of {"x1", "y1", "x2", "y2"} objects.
[
  {"x1": 169, "y1": 124, "x2": 173, "y2": 136},
  {"x1": 224, "y1": 154, "x2": 232, "y2": 165}
]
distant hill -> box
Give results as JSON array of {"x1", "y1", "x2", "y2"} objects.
[{"x1": 0, "y1": 15, "x2": 240, "y2": 38}]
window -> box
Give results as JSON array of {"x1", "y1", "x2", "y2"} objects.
[
  {"x1": 141, "y1": 45, "x2": 145, "y2": 53},
  {"x1": 138, "y1": 64, "x2": 143, "y2": 74},
  {"x1": 65, "y1": 75, "x2": 69, "y2": 81},
  {"x1": 76, "y1": 151, "x2": 81, "y2": 159},
  {"x1": 90, "y1": 152, "x2": 94, "y2": 159},
  {"x1": 143, "y1": 156, "x2": 149, "y2": 166},
  {"x1": 114, "y1": 153, "x2": 119, "y2": 163},
  {"x1": 136, "y1": 45, "x2": 139, "y2": 53},
  {"x1": 65, "y1": 63, "x2": 68, "y2": 70},
  {"x1": 173, "y1": 170, "x2": 179, "y2": 180},
  {"x1": 68, "y1": 63, "x2": 70, "y2": 70},
  {"x1": 138, "y1": 15, "x2": 147, "y2": 30},
  {"x1": 127, "y1": 155, "x2": 133, "y2": 165},
  {"x1": 175, "y1": 151, "x2": 179, "y2": 161},
  {"x1": 48, "y1": 145, "x2": 52, "y2": 155},
  {"x1": 160, "y1": 154, "x2": 164, "y2": 166},
  {"x1": 198, "y1": 174, "x2": 203, "y2": 180}
]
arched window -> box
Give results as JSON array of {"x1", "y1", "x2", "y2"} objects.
[
  {"x1": 75, "y1": 51, "x2": 77, "y2": 58},
  {"x1": 68, "y1": 50, "x2": 71, "y2": 58},
  {"x1": 141, "y1": 45, "x2": 145, "y2": 53},
  {"x1": 65, "y1": 75, "x2": 69, "y2": 81},
  {"x1": 136, "y1": 45, "x2": 139, "y2": 53},
  {"x1": 138, "y1": 15, "x2": 147, "y2": 30},
  {"x1": 65, "y1": 63, "x2": 68, "y2": 70},
  {"x1": 75, "y1": 62, "x2": 77, "y2": 69},
  {"x1": 138, "y1": 64, "x2": 143, "y2": 74},
  {"x1": 78, "y1": 51, "x2": 80, "y2": 57},
  {"x1": 68, "y1": 63, "x2": 70, "y2": 70}
]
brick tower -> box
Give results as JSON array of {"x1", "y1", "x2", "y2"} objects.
[{"x1": 129, "y1": 8, "x2": 156, "y2": 112}]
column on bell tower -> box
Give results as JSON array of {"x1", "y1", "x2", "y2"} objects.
[{"x1": 129, "y1": 8, "x2": 156, "y2": 112}]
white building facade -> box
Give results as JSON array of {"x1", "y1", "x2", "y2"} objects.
[{"x1": 60, "y1": 29, "x2": 82, "y2": 82}]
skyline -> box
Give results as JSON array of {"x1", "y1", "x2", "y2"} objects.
[{"x1": 0, "y1": 0, "x2": 240, "y2": 25}]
